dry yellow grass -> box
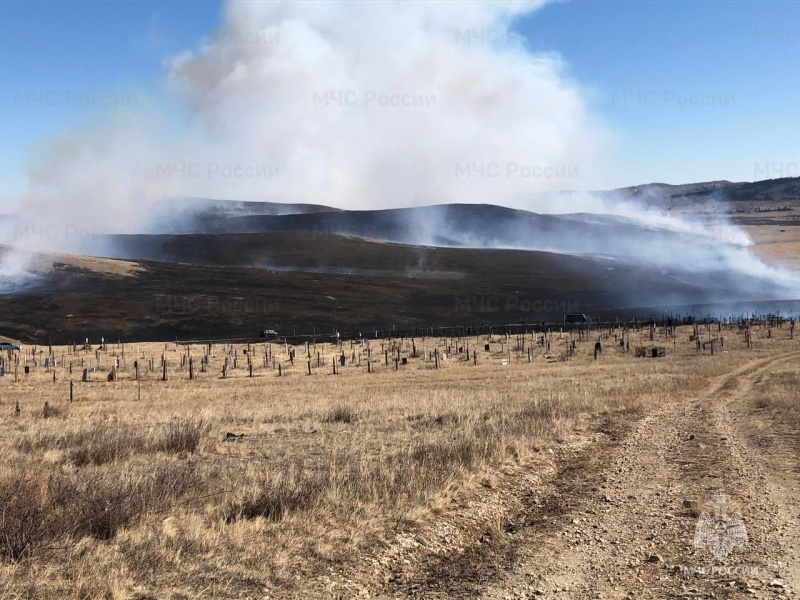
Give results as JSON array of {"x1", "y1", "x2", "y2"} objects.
[
  {"x1": 737, "y1": 215, "x2": 800, "y2": 269},
  {"x1": 0, "y1": 245, "x2": 144, "y2": 278},
  {"x1": 0, "y1": 323, "x2": 794, "y2": 598}
]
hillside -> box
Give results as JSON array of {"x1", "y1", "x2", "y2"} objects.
[
  {"x1": 0, "y1": 236, "x2": 795, "y2": 343},
  {"x1": 609, "y1": 176, "x2": 800, "y2": 207}
]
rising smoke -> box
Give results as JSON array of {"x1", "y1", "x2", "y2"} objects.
[{"x1": 1, "y1": 0, "x2": 798, "y2": 303}]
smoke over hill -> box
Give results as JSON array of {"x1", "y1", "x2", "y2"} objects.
[{"x1": 0, "y1": 0, "x2": 799, "y2": 311}]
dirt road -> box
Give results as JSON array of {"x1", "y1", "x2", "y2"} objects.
[{"x1": 358, "y1": 351, "x2": 800, "y2": 599}]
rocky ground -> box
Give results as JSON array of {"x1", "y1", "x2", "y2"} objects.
[{"x1": 324, "y1": 350, "x2": 800, "y2": 599}]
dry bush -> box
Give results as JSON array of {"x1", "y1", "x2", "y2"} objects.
[
  {"x1": 55, "y1": 462, "x2": 200, "y2": 540},
  {"x1": 66, "y1": 424, "x2": 145, "y2": 467},
  {"x1": 323, "y1": 403, "x2": 357, "y2": 424},
  {"x1": 223, "y1": 463, "x2": 327, "y2": 523},
  {"x1": 150, "y1": 418, "x2": 207, "y2": 454},
  {"x1": 752, "y1": 371, "x2": 800, "y2": 428},
  {"x1": 0, "y1": 469, "x2": 54, "y2": 560},
  {"x1": 0, "y1": 461, "x2": 199, "y2": 560},
  {"x1": 15, "y1": 418, "x2": 207, "y2": 466}
]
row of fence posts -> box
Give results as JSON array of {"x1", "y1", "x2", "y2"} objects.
[{"x1": 7, "y1": 318, "x2": 800, "y2": 415}]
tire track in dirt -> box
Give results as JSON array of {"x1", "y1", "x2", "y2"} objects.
[
  {"x1": 663, "y1": 351, "x2": 800, "y2": 600},
  {"x1": 334, "y1": 430, "x2": 612, "y2": 599},
  {"x1": 476, "y1": 352, "x2": 800, "y2": 599},
  {"x1": 326, "y1": 353, "x2": 799, "y2": 599},
  {"x1": 715, "y1": 353, "x2": 800, "y2": 596}
]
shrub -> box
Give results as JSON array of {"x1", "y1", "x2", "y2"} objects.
[
  {"x1": 0, "y1": 462, "x2": 199, "y2": 559},
  {"x1": 223, "y1": 467, "x2": 326, "y2": 523},
  {"x1": 151, "y1": 419, "x2": 206, "y2": 454},
  {"x1": 323, "y1": 404, "x2": 357, "y2": 424},
  {"x1": 16, "y1": 419, "x2": 207, "y2": 467}
]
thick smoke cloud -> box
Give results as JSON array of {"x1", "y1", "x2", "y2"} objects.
[
  {"x1": 3, "y1": 1, "x2": 602, "y2": 249},
  {"x1": 1, "y1": 0, "x2": 798, "y2": 304},
  {"x1": 165, "y1": 0, "x2": 600, "y2": 208},
  {"x1": 1, "y1": 0, "x2": 605, "y2": 272}
]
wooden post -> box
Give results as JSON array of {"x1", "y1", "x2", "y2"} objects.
[
  {"x1": 307, "y1": 359, "x2": 312, "y2": 375},
  {"x1": 69, "y1": 381, "x2": 73, "y2": 402},
  {"x1": 278, "y1": 363, "x2": 282, "y2": 377},
  {"x1": 162, "y1": 359, "x2": 168, "y2": 381},
  {"x1": 189, "y1": 357, "x2": 195, "y2": 380}
]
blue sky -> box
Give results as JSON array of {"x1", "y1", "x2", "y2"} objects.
[
  {"x1": 1, "y1": 0, "x2": 799, "y2": 205},
  {"x1": 520, "y1": 1, "x2": 800, "y2": 187}
]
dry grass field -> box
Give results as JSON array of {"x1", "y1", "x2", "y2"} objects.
[
  {"x1": 0, "y1": 322, "x2": 797, "y2": 599},
  {"x1": 732, "y1": 209, "x2": 800, "y2": 269}
]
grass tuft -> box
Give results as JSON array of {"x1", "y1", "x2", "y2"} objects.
[{"x1": 323, "y1": 404, "x2": 357, "y2": 424}]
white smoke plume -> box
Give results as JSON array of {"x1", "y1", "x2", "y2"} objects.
[
  {"x1": 2, "y1": 1, "x2": 604, "y2": 255},
  {"x1": 164, "y1": 0, "x2": 601, "y2": 208},
  {"x1": 0, "y1": 0, "x2": 608, "y2": 273},
  {"x1": 1, "y1": 0, "x2": 798, "y2": 302}
]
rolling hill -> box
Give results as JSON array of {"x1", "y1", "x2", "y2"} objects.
[{"x1": 2, "y1": 176, "x2": 800, "y2": 343}]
